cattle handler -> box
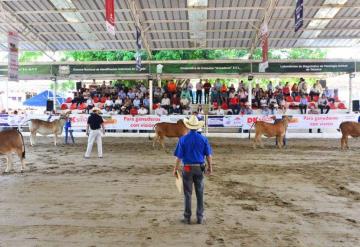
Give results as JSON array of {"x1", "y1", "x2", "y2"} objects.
[
  {"x1": 173, "y1": 115, "x2": 213, "y2": 224},
  {"x1": 84, "y1": 107, "x2": 105, "y2": 158}
]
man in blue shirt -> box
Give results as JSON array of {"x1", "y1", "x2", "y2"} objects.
[{"x1": 173, "y1": 115, "x2": 213, "y2": 224}]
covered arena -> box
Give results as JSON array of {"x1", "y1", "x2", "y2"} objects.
[{"x1": 0, "y1": 0, "x2": 360, "y2": 246}]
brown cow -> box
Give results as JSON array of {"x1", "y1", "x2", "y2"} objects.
[
  {"x1": 29, "y1": 111, "x2": 70, "y2": 146},
  {"x1": 339, "y1": 121, "x2": 360, "y2": 149},
  {"x1": 251, "y1": 116, "x2": 290, "y2": 149},
  {"x1": 152, "y1": 119, "x2": 189, "y2": 149},
  {"x1": 0, "y1": 129, "x2": 26, "y2": 173}
]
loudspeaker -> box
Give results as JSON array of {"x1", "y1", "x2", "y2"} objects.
[
  {"x1": 352, "y1": 100, "x2": 359, "y2": 112},
  {"x1": 76, "y1": 81, "x2": 82, "y2": 91},
  {"x1": 46, "y1": 100, "x2": 54, "y2": 112}
]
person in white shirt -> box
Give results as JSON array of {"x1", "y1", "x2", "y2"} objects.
[
  {"x1": 155, "y1": 105, "x2": 168, "y2": 116},
  {"x1": 133, "y1": 96, "x2": 141, "y2": 108},
  {"x1": 86, "y1": 97, "x2": 94, "y2": 113},
  {"x1": 215, "y1": 108, "x2": 225, "y2": 116},
  {"x1": 104, "y1": 98, "x2": 114, "y2": 110},
  {"x1": 138, "y1": 105, "x2": 148, "y2": 115},
  {"x1": 195, "y1": 81, "x2": 203, "y2": 104},
  {"x1": 187, "y1": 80, "x2": 194, "y2": 104},
  {"x1": 161, "y1": 94, "x2": 170, "y2": 111}
]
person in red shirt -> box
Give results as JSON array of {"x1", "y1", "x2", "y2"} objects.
[
  {"x1": 229, "y1": 94, "x2": 240, "y2": 114},
  {"x1": 282, "y1": 82, "x2": 290, "y2": 97},
  {"x1": 167, "y1": 81, "x2": 177, "y2": 96},
  {"x1": 203, "y1": 80, "x2": 212, "y2": 104},
  {"x1": 130, "y1": 107, "x2": 138, "y2": 116}
]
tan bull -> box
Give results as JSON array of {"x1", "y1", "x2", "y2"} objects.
[
  {"x1": 339, "y1": 121, "x2": 360, "y2": 150},
  {"x1": 251, "y1": 116, "x2": 290, "y2": 149},
  {"x1": 29, "y1": 112, "x2": 70, "y2": 146},
  {"x1": 152, "y1": 119, "x2": 189, "y2": 149},
  {"x1": 0, "y1": 129, "x2": 26, "y2": 173}
]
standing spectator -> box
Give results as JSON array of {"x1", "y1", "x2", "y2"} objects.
[
  {"x1": 167, "y1": 80, "x2": 177, "y2": 97},
  {"x1": 64, "y1": 112, "x2": 75, "y2": 144},
  {"x1": 282, "y1": 82, "x2": 290, "y2": 97},
  {"x1": 291, "y1": 82, "x2": 299, "y2": 99},
  {"x1": 298, "y1": 78, "x2": 308, "y2": 96},
  {"x1": 186, "y1": 80, "x2": 194, "y2": 104},
  {"x1": 84, "y1": 107, "x2": 105, "y2": 159},
  {"x1": 318, "y1": 94, "x2": 330, "y2": 114},
  {"x1": 203, "y1": 80, "x2": 212, "y2": 104},
  {"x1": 214, "y1": 79, "x2": 222, "y2": 91},
  {"x1": 173, "y1": 115, "x2": 213, "y2": 225},
  {"x1": 195, "y1": 80, "x2": 203, "y2": 104},
  {"x1": 299, "y1": 94, "x2": 308, "y2": 114},
  {"x1": 210, "y1": 87, "x2": 220, "y2": 104},
  {"x1": 220, "y1": 83, "x2": 228, "y2": 104},
  {"x1": 267, "y1": 81, "x2": 273, "y2": 93}
]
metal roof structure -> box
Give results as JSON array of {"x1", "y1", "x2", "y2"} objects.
[{"x1": 0, "y1": 0, "x2": 359, "y2": 55}]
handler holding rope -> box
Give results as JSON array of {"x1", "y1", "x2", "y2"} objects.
[{"x1": 173, "y1": 115, "x2": 213, "y2": 224}]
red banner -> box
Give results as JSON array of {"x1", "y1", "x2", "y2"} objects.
[{"x1": 105, "y1": 0, "x2": 115, "y2": 35}]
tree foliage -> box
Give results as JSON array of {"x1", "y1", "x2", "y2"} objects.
[
  {"x1": 50, "y1": 80, "x2": 76, "y2": 93},
  {"x1": 19, "y1": 51, "x2": 44, "y2": 62}
]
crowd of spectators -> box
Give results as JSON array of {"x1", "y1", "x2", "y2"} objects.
[{"x1": 62, "y1": 78, "x2": 345, "y2": 116}]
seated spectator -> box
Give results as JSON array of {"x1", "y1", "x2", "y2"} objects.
[
  {"x1": 229, "y1": 95, "x2": 240, "y2": 114},
  {"x1": 153, "y1": 87, "x2": 163, "y2": 104},
  {"x1": 260, "y1": 95, "x2": 268, "y2": 110},
  {"x1": 240, "y1": 102, "x2": 253, "y2": 115},
  {"x1": 133, "y1": 96, "x2": 141, "y2": 108},
  {"x1": 138, "y1": 105, "x2": 148, "y2": 115},
  {"x1": 323, "y1": 86, "x2": 335, "y2": 103},
  {"x1": 155, "y1": 104, "x2": 168, "y2": 116},
  {"x1": 120, "y1": 106, "x2": 130, "y2": 115},
  {"x1": 103, "y1": 106, "x2": 112, "y2": 114},
  {"x1": 309, "y1": 84, "x2": 320, "y2": 101},
  {"x1": 127, "y1": 89, "x2": 136, "y2": 100},
  {"x1": 170, "y1": 93, "x2": 181, "y2": 106},
  {"x1": 275, "y1": 89, "x2": 284, "y2": 106},
  {"x1": 268, "y1": 95, "x2": 278, "y2": 115},
  {"x1": 130, "y1": 107, "x2": 138, "y2": 116},
  {"x1": 299, "y1": 78, "x2": 308, "y2": 96},
  {"x1": 261, "y1": 105, "x2": 270, "y2": 115},
  {"x1": 237, "y1": 80, "x2": 245, "y2": 93},
  {"x1": 169, "y1": 104, "x2": 181, "y2": 115},
  {"x1": 299, "y1": 94, "x2": 308, "y2": 114},
  {"x1": 114, "y1": 96, "x2": 123, "y2": 110},
  {"x1": 215, "y1": 107, "x2": 225, "y2": 116},
  {"x1": 182, "y1": 106, "x2": 192, "y2": 115},
  {"x1": 318, "y1": 94, "x2": 330, "y2": 114},
  {"x1": 142, "y1": 95, "x2": 150, "y2": 109},
  {"x1": 180, "y1": 88, "x2": 191, "y2": 103},
  {"x1": 238, "y1": 88, "x2": 248, "y2": 103},
  {"x1": 104, "y1": 97, "x2": 114, "y2": 110},
  {"x1": 118, "y1": 90, "x2": 126, "y2": 100},
  {"x1": 161, "y1": 93, "x2": 171, "y2": 111},
  {"x1": 86, "y1": 97, "x2": 94, "y2": 113}
]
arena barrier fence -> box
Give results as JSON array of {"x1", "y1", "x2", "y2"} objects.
[{"x1": 1, "y1": 114, "x2": 359, "y2": 132}]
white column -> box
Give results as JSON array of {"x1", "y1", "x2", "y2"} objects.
[
  {"x1": 348, "y1": 73, "x2": 353, "y2": 113},
  {"x1": 53, "y1": 76, "x2": 57, "y2": 111},
  {"x1": 6, "y1": 79, "x2": 9, "y2": 112},
  {"x1": 149, "y1": 79, "x2": 153, "y2": 114}
]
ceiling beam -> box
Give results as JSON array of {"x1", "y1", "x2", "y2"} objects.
[
  {"x1": 249, "y1": 0, "x2": 279, "y2": 58},
  {"x1": 127, "y1": 0, "x2": 152, "y2": 58}
]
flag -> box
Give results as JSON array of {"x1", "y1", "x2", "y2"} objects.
[
  {"x1": 135, "y1": 26, "x2": 142, "y2": 71},
  {"x1": 105, "y1": 0, "x2": 115, "y2": 35},
  {"x1": 259, "y1": 22, "x2": 269, "y2": 73},
  {"x1": 295, "y1": 0, "x2": 303, "y2": 32},
  {"x1": 8, "y1": 31, "x2": 19, "y2": 81}
]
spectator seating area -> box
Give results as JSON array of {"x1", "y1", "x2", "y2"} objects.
[{"x1": 60, "y1": 79, "x2": 347, "y2": 116}]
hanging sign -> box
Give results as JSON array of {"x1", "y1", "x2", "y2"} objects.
[
  {"x1": 295, "y1": 0, "x2": 304, "y2": 32},
  {"x1": 8, "y1": 31, "x2": 19, "y2": 81},
  {"x1": 105, "y1": 0, "x2": 115, "y2": 35}
]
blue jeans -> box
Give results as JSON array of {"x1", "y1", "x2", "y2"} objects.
[
  {"x1": 65, "y1": 128, "x2": 75, "y2": 144},
  {"x1": 182, "y1": 166, "x2": 204, "y2": 220}
]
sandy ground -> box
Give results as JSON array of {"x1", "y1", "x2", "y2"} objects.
[{"x1": 0, "y1": 136, "x2": 359, "y2": 247}]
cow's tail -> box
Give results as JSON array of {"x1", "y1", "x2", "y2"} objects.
[
  {"x1": 149, "y1": 123, "x2": 158, "y2": 140},
  {"x1": 17, "y1": 129, "x2": 26, "y2": 159},
  {"x1": 248, "y1": 122, "x2": 255, "y2": 139},
  {"x1": 337, "y1": 122, "x2": 344, "y2": 132}
]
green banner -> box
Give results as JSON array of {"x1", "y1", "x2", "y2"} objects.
[
  {"x1": 0, "y1": 65, "x2": 57, "y2": 77},
  {"x1": 160, "y1": 63, "x2": 253, "y2": 74},
  {"x1": 266, "y1": 62, "x2": 355, "y2": 73},
  {"x1": 70, "y1": 64, "x2": 149, "y2": 74}
]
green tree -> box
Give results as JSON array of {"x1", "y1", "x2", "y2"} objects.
[{"x1": 19, "y1": 51, "x2": 43, "y2": 62}]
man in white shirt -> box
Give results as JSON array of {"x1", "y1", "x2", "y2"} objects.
[
  {"x1": 104, "y1": 98, "x2": 114, "y2": 110},
  {"x1": 195, "y1": 81, "x2": 203, "y2": 104},
  {"x1": 138, "y1": 105, "x2": 148, "y2": 115},
  {"x1": 155, "y1": 105, "x2": 168, "y2": 116}
]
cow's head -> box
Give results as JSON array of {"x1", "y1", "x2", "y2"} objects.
[{"x1": 60, "y1": 111, "x2": 71, "y2": 120}]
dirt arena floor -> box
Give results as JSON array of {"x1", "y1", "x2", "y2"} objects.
[{"x1": 0, "y1": 136, "x2": 359, "y2": 247}]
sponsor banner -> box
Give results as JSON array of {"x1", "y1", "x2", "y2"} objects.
[
  {"x1": 69, "y1": 64, "x2": 149, "y2": 74},
  {"x1": 0, "y1": 114, "x2": 358, "y2": 131},
  {"x1": 208, "y1": 114, "x2": 359, "y2": 130},
  {"x1": 105, "y1": 0, "x2": 115, "y2": 35},
  {"x1": 161, "y1": 63, "x2": 253, "y2": 74},
  {"x1": 295, "y1": 0, "x2": 304, "y2": 32},
  {"x1": 266, "y1": 62, "x2": 355, "y2": 73},
  {"x1": 8, "y1": 31, "x2": 19, "y2": 81}
]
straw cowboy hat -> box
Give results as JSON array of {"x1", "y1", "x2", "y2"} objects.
[
  {"x1": 183, "y1": 115, "x2": 205, "y2": 130},
  {"x1": 92, "y1": 107, "x2": 102, "y2": 113}
]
